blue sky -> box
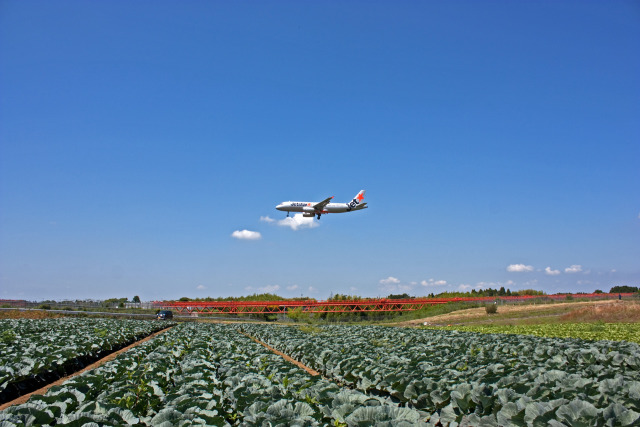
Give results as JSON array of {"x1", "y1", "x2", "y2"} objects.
[{"x1": 1, "y1": 1, "x2": 638, "y2": 301}]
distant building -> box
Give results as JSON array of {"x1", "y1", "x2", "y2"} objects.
[{"x1": 124, "y1": 302, "x2": 157, "y2": 309}]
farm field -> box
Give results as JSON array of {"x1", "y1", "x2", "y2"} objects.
[
  {"x1": 1, "y1": 320, "x2": 639, "y2": 426},
  {"x1": 0, "y1": 322, "x2": 427, "y2": 426},
  {"x1": 244, "y1": 324, "x2": 640, "y2": 425},
  {"x1": 396, "y1": 300, "x2": 640, "y2": 327},
  {"x1": 0, "y1": 318, "x2": 173, "y2": 404}
]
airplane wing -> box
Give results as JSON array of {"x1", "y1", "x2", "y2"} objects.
[{"x1": 313, "y1": 196, "x2": 333, "y2": 211}]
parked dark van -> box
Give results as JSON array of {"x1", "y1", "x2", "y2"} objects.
[{"x1": 156, "y1": 310, "x2": 173, "y2": 320}]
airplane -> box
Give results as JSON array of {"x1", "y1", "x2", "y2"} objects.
[{"x1": 276, "y1": 190, "x2": 367, "y2": 220}]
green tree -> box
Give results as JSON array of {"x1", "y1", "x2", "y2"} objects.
[
  {"x1": 387, "y1": 293, "x2": 411, "y2": 300},
  {"x1": 102, "y1": 298, "x2": 127, "y2": 308},
  {"x1": 609, "y1": 286, "x2": 638, "y2": 293},
  {"x1": 132, "y1": 295, "x2": 141, "y2": 303},
  {"x1": 287, "y1": 307, "x2": 312, "y2": 323},
  {"x1": 513, "y1": 289, "x2": 545, "y2": 296}
]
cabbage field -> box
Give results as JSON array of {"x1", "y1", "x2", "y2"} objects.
[
  {"x1": 425, "y1": 323, "x2": 640, "y2": 344},
  {"x1": 0, "y1": 318, "x2": 172, "y2": 403},
  {"x1": 242, "y1": 324, "x2": 640, "y2": 426},
  {"x1": 1, "y1": 321, "x2": 639, "y2": 426}
]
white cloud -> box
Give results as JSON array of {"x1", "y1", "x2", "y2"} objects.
[
  {"x1": 196, "y1": 285, "x2": 207, "y2": 290},
  {"x1": 458, "y1": 284, "x2": 472, "y2": 291},
  {"x1": 231, "y1": 229, "x2": 262, "y2": 240},
  {"x1": 307, "y1": 286, "x2": 318, "y2": 293},
  {"x1": 259, "y1": 216, "x2": 275, "y2": 223},
  {"x1": 380, "y1": 276, "x2": 400, "y2": 285},
  {"x1": 286, "y1": 285, "x2": 299, "y2": 291},
  {"x1": 380, "y1": 283, "x2": 413, "y2": 293},
  {"x1": 420, "y1": 278, "x2": 447, "y2": 287},
  {"x1": 545, "y1": 267, "x2": 561, "y2": 276},
  {"x1": 245, "y1": 284, "x2": 280, "y2": 293},
  {"x1": 565, "y1": 264, "x2": 583, "y2": 273},
  {"x1": 506, "y1": 264, "x2": 534, "y2": 272},
  {"x1": 378, "y1": 277, "x2": 414, "y2": 293},
  {"x1": 475, "y1": 281, "x2": 505, "y2": 289},
  {"x1": 276, "y1": 214, "x2": 319, "y2": 231}
]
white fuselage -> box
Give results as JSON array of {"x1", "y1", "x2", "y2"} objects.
[{"x1": 276, "y1": 202, "x2": 355, "y2": 214}]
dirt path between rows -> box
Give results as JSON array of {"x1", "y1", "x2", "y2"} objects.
[
  {"x1": 241, "y1": 332, "x2": 320, "y2": 377},
  {"x1": 0, "y1": 326, "x2": 174, "y2": 411}
]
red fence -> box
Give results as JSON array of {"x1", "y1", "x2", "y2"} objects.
[{"x1": 156, "y1": 293, "x2": 633, "y2": 314}]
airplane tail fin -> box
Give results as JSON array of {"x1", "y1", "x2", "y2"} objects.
[{"x1": 347, "y1": 190, "x2": 366, "y2": 210}]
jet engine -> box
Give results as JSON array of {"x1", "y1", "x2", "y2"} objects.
[{"x1": 302, "y1": 212, "x2": 315, "y2": 217}]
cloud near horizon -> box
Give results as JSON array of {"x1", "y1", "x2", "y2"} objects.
[
  {"x1": 378, "y1": 276, "x2": 414, "y2": 294},
  {"x1": 545, "y1": 267, "x2": 561, "y2": 276},
  {"x1": 565, "y1": 264, "x2": 583, "y2": 273},
  {"x1": 379, "y1": 276, "x2": 400, "y2": 285},
  {"x1": 245, "y1": 284, "x2": 280, "y2": 293},
  {"x1": 231, "y1": 229, "x2": 262, "y2": 240},
  {"x1": 380, "y1": 283, "x2": 413, "y2": 293},
  {"x1": 475, "y1": 281, "x2": 512, "y2": 289},
  {"x1": 506, "y1": 264, "x2": 534, "y2": 272},
  {"x1": 421, "y1": 278, "x2": 447, "y2": 287}
]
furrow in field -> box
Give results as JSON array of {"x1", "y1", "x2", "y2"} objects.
[{"x1": 240, "y1": 331, "x2": 320, "y2": 376}]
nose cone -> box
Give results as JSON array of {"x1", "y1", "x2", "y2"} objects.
[{"x1": 275, "y1": 203, "x2": 285, "y2": 211}]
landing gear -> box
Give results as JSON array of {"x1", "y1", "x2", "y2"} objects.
[
  {"x1": 317, "y1": 214, "x2": 321, "y2": 220},
  {"x1": 286, "y1": 211, "x2": 290, "y2": 217}
]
